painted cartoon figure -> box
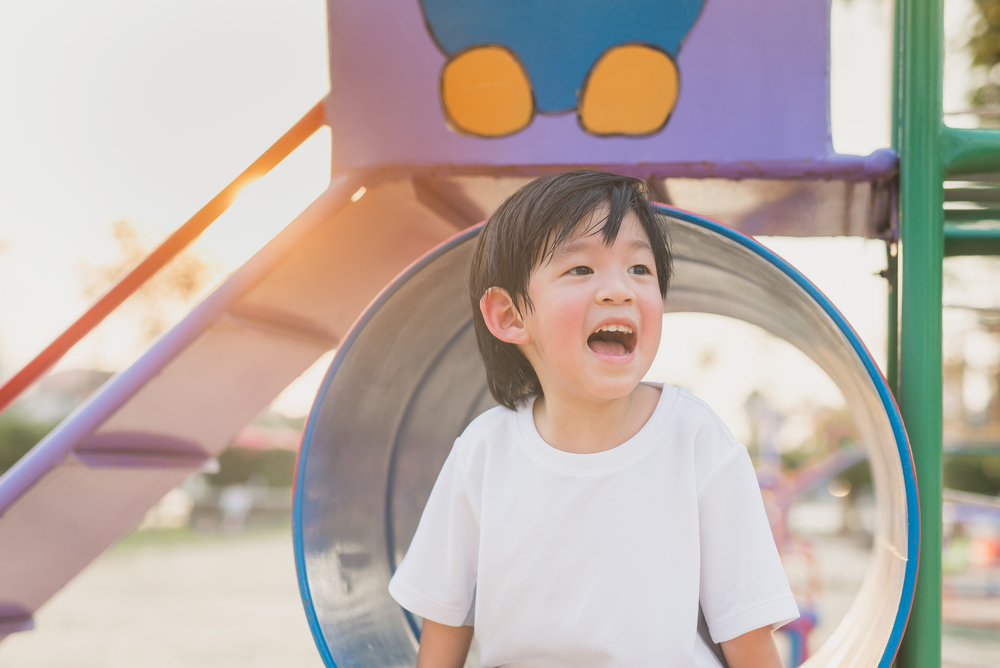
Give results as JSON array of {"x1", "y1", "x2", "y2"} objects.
[{"x1": 420, "y1": 0, "x2": 707, "y2": 137}]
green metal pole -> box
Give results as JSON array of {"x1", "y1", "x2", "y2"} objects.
[
  {"x1": 892, "y1": 0, "x2": 901, "y2": 148},
  {"x1": 942, "y1": 126, "x2": 1000, "y2": 175},
  {"x1": 944, "y1": 225, "x2": 1000, "y2": 256},
  {"x1": 888, "y1": 0, "x2": 902, "y2": 402},
  {"x1": 896, "y1": 0, "x2": 944, "y2": 666},
  {"x1": 943, "y1": 208, "x2": 1000, "y2": 222},
  {"x1": 886, "y1": 242, "x2": 899, "y2": 397}
]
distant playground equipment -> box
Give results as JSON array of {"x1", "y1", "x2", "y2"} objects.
[
  {"x1": 750, "y1": 395, "x2": 870, "y2": 664},
  {"x1": 0, "y1": 1, "x2": 993, "y2": 668}
]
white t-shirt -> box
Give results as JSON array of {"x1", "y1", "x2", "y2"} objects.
[{"x1": 389, "y1": 384, "x2": 798, "y2": 667}]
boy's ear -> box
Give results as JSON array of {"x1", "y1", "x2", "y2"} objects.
[{"x1": 480, "y1": 287, "x2": 530, "y2": 345}]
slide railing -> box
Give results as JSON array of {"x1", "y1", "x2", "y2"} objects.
[{"x1": 0, "y1": 99, "x2": 328, "y2": 415}]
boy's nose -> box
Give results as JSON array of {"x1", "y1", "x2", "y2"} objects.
[{"x1": 596, "y1": 273, "x2": 635, "y2": 304}]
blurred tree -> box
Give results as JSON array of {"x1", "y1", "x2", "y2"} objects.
[
  {"x1": 944, "y1": 452, "x2": 1000, "y2": 495},
  {"x1": 781, "y1": 407, "x2": 860, "y2": 470},
  {"x1": 206, "y1": 447, "x2": 297, "y2": 488},
  {"x1": 779, "y1": 406, "x2": 874, "y2": 499},
  {"x1": 968, "y1": 0, "x2": 1000, "y2": 117},
  {"x1": 78, "y1": 220, "x2": 216, "y2": 342},
  {"x1": 0, "y1": 412, "x2": 56, "y2": 475},
  {"x1": 838, "y1": 459, "x2": 873, "y2": 495}
]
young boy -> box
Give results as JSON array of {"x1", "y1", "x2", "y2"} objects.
[{"x1": 388, "y1": 171, "x2": 798, "y2": 667}]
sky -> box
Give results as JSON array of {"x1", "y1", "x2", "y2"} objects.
[
  {"x1": 0, "y1": 0, "x2": 988, "y2": 426},
  {"x1": 0, "y1": 1, "x2": 331, "y2": 379}
]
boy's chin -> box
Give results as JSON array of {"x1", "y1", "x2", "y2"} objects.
[{"x1": 580, "y1": 376, "x2": 651, "y2": 402}]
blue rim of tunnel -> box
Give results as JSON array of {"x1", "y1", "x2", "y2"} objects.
[{"x1": 292, "y1": 208, "x2": 919, "y2": 668}]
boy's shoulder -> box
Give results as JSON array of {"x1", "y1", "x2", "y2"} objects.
[
  {"x1": 665, "y1": 385, "x2": 745, "y2": 485},
  {"x1": 452, "y1": 403, "x2": 521, "y2": 455},
  {"x1": 671, "y1": 386, "x2": 735, "y2": 435},
  {"x1": 462, "y1": 403, "x2": 519, "y2": 436},
  {"x1": 647, "y1": 383, "x2": 734, "y2": 436},
  {"x1": 444, "y1": 404, "x2": 521, "y2": 485}
]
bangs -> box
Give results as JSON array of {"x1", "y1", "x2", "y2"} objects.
[{"x1": 537, "y1": 186, "x2": 641, "y2": 269}]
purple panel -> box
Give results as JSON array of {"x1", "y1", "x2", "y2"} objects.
[
  {"x1": 558, "y1": 149, "x2": 898, "y2": 181},
  {"x1": 326, "y1": 0, "x2": 832, "y2": 170},
  {"x1": 0, "y1": 604, "x2": 33, "y2": 637},
  {"x1": 72, "y1": 432, "x2": 209, "y2": 469}
]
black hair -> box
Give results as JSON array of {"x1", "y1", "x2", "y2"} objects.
[{"x1": 467, "y1": 170, "x2": 672, "y2": 410}]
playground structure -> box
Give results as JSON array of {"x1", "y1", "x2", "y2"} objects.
[{"x1": 0, "y1": 1, "x2": 997, "y2": 667}]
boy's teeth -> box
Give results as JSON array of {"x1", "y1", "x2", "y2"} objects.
[{"x1": 596, "y1": 324, "x2": 633, "y2": 334}]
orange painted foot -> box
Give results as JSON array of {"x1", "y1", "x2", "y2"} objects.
[
  {"x1": 578, "y1": 44, "x2": 679, "y2": 136},
  {"x1": 440, "y1": 45, "x2": 534, "y2": 137}
]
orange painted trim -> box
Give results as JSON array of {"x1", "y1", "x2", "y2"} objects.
[{"x1": 0, "y1": 99, "x2": 328, "y2": 415}]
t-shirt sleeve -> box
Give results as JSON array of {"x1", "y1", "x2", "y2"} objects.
[
  {"x1": 388, "y1": 441, "x2": 479, "y2": 627},
  {"x1": 698, "y1": 443, "x2": 799, "y2": 643}
]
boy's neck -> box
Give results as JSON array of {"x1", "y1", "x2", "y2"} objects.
[{"x1": 531, "y1": 383, "x2": 661, "y2": 455}]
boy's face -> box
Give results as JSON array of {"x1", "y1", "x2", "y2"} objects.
[{"x1": 517, "y1": 207, "x2": 663, "y2": 404}]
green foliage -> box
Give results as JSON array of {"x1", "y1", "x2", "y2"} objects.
[
  {"x1": 944, "y1": 452, "x2": 1000, "y2": 496},
  {"x1": 970, "y1": 0, "x2": 1000, "y2": 69},
  {"x1": 780, "y1": 449, "x2": 811, "y2": 471},
  {"x1": 0, "y1": 408, "x2": 302, "y2": 485},
  {"x1": 0, "y1": 413, "x2": 56, "y2": 475},
  {"x1": 968, "y1": 0, "x2": 1000, "y2": 110},
  {"x1": 250, "y1": 409, "x2": 305, "y2": 431},
  {"x1": 838, "y1": 459, "x2": 873, "y2": 494},
  {"x1": 206, "y1": 447, "x2": 298, "y2": 488},
  {"x1": 778, "y1": 407, "x2": 861, "y2": 474}
]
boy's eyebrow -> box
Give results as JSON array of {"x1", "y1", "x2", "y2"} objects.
[
  {"x1": 551, "y1": 235, "x2": 653, "y2": 258},
  {"x1": 628, "y1": 238, "x2": 654, "y2": 253}
]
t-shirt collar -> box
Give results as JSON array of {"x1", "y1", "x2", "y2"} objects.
[{"x1": 515, "y1": 383, "x2": 679, "y2": 473}]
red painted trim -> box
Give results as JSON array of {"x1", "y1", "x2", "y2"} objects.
[{"x1": 0, "y1": 99, "x2": 328, "y2": 415}]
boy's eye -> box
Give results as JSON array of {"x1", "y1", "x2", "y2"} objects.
[
  {"x1": 567, "y1": 266, "x2": 593, "y2": 275},
  {"x1": 628, "y1": 265, "x2": 652, "y2": 275}
]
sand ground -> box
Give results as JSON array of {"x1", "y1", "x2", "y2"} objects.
[
  {"x1": 0, "y1": 525, "x2": 995, "y2": 667},
  {"x1": 0, "y1": 524, "x2": 325, "y2": 668}
]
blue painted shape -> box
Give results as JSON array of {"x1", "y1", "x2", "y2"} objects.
[{"x1": 420, "y1": 0, "x2": 706, "y2": 113}]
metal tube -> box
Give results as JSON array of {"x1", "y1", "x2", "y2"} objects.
[
  {"x1": 889, "y1": 0, "x2": 902, "y2": 404},
  {"x1": 892, "y1": 0, "x2": 902, "y2": 151},
  {"x1": 943, "y1": 187, "x2": 1000, "y2": 202},
  {"x1": 942, "y1": 126, "x2": 1000, "y2": 176},
  {"x1": 943, "y1": 225, "x2": 1000, "y2": 256},
  {"x1": 295, "y1": 212, "x2": 920, "y2": 667},
  {"x1": 886, "y1": 242, "x2": 899, "y2": 398},
  {"x1": 896, "y1": 0, "x2": 944, "y2": 665},
  {"x1": 943, "y1": 208, "x2": 1000, "y2": 223}
]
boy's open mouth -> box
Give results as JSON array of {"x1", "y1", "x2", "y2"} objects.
[{"x1": 587, "y1": 324, "x2": 636, "y2": 357}]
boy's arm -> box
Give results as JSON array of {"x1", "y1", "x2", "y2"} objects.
[
  {"x1": 719, "y1": 626, "x2": 783, "y2": 668},
  {"x1": 416, "y1": 619, "x2": 474, "y2": 668}
]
